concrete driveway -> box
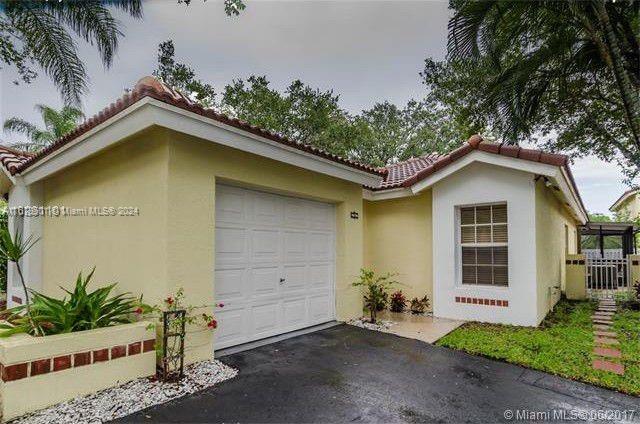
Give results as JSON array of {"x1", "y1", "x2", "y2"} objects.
[{"x1": 116, "y1": 325, "x2": 639, "y2": 423}]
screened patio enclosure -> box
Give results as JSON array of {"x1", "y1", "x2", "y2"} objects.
[{"x1": 580, "y1": 222, "x2": 638, "y2": 295}]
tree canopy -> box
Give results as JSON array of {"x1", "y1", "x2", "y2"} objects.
[
  {"x1": 446, "y1": 0, "x2": 640, "y2": 181},
  {"x1": 154, "y1": 40, "x2": 478, "y2": 167}
]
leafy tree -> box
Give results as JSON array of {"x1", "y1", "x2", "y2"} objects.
[
  {"x1": 3, "y1": 104, "x2": 84, "y2": 152},
  {"x1": 153, "y1": 40, "x2": 216, "y2": 108},
  {"x1": 154, "y1": 44, "x2": 476, "y2": 167},
  {"x1": 447, "y1": 0, "x2": 640, "y2": 180},
  {"x1": 222, "y1": 76, "x2": 353, "y2": 156},
  {"x1": 0, "y1": 0, "x2": 143, "y2": 104}
]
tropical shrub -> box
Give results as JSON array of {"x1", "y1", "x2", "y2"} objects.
[
  {"x1": 0, "y1": 269, "x2": 144, "y2": 337},
  {"x1": 410, "y1": 295, "x2": 430, "y2": 315},
  {"x1": 389, "y1": 290, "x2": 407, "y2": 313},
  {"x1": 352, "y1": 269, "x2": 397, "y2": 323}
]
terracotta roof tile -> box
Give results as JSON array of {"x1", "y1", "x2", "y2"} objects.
[
  {"x1": 371, "y1": 136, "x2": 586, "y2": 218},
  {"x1": 0, "y1": 146, "x2": 33, "y2": 175},
  {"x1": 9, "y1": 76, "x2": 385, "y2": 178}
]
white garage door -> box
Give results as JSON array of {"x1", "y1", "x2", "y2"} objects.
[{"x1": 214, "y1": 184, "x2": 336, "y2": 349}]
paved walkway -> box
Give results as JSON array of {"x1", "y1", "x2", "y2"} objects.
[
  {"x1": 115, "y1": 325, "x2": 639, "y2": 423},
  {"x1": 377, "y1": 310, "x2": 464, "y2": 343},
  {"x1": 592, "y1": 299, "x2": 625, "y2": 375}
]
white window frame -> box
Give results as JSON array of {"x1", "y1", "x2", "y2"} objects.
[{"x1": 455, "y1": 202, "x2": 509, "y2": 287}]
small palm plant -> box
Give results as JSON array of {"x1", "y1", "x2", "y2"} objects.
[
  {"x1": 352, "y1": 269, "x2": 397, "y2": 323},
  {"x1": 0, "y1": 228, "x2": 40, "y2": 334}
]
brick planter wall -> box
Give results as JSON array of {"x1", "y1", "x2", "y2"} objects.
[{"x1": 0, "y1": 321, "x2": 156, "y2": 421}]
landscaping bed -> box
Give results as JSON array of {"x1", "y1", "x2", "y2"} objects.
[
  {"x1": 436, "y1": 299, "x2": 640, "y2": 396},
  {"x1": 10, "y1": 359, "x2": 237, "y2": 424}
]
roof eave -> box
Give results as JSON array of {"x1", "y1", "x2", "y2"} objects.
[{"x1": 18, "y1": 98, "x2": 384, "y2": 188}]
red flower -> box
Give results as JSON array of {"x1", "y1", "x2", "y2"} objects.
[
  {"x1": 165, "y1": 297, "x2": 174, "y2": 306},
  {"x1": 217, "y1": 303, "x2": 224, "y2": 308},
  {"x1": 134, "y1": 307, "x2": 143, "y2": 315},
  {"x1": 207, "y1": 319, "x2": 218, "y2": 329}
]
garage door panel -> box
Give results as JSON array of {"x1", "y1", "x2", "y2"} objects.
[
  {"x1": 309, "y1": 232, "x2": 332, "y2": 260},
  {"x1": 308, "y1": 203, "x2": 333, "y2": 231},
  {"x1": 282, "y1": 265, "x2": 307, "y2": 292},
  {"x1": 283, "y1": 230, "x2": 307, "y2": 262},
  {"x1": 309, "y1": 294, "x2": 331, "y2": 321},
  {"x1": 216, "y1": 187, "x2": 246, "y2": 223},
  {"x1": 250, "y1": 266, "x2": 279, "y2": 296},
  {"x1": 252, "y1": 193, "x2": 283, "y2": 225},
  {"x1": 215, "y1": 268, "x2": 245, "y2": 300},
  {"x1": 309, "y1": 264, "x2": 332, "y2": 289},
  {"x1": 252, "y1": 302, "x2": 279, "y2": 333},
  {"x1": 216, "y1": 227, "x2": 248, "y2": 263},
  {"x1": 284, "y1": 199, "x2": 308, "y2": 228},
  {"x1": 251, "y1": 229, "x2": 280, "y2": 261},
  {"x1": 215, "y1": 184, "x2": 335, "y2": 350},
  {"x1": 215, "y1": 307, "x2": 247, "y2": 345},
  {"x1": 283, "y1": 298, "x2": 307, "y2": 326}
]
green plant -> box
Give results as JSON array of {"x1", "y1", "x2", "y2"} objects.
[
  {"x1": 0, "y1": 268, "x2": 143, "y2": 337},
  {"x1": 389, "y1": 290, "x2": 407, "y2": 313},
  {"x1": 143, "y1": 288, "x2": 222, "y2": 380},
  {"x1": 352, "y1": 269, "x2": 397, "y2": 323},
  {"x1": 0, "y1": 228, "x2": 40, "y2": 334},
  {"x1": 410, "y1": 295, "x2": 430, "y2": 315}
]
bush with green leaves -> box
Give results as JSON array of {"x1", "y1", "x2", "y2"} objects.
[
  {"x1": 352, "y1": 269, "x2": 397, "y2": 323},
  {"x1": 0, "y1": 268, "x2": 144, "y2": 337},
  {"x1": 410, "y1": 295, "x2": 430, "y2": 315}
]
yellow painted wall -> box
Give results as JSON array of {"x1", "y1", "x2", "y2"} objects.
[
  {"x1": 363, "y1": 191, "x2": 432, "y2": 306},
  {"x1": 535, "y1": 179, "x2": 579, "y2": 322},
  {"x1": 42, "y1": 127, "x2": 170, "y2": 304},
  {"x1": 41, "y1": 127, "x2": 365, "y2": 362}
]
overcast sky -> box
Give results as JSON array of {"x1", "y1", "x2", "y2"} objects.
[{"x1": 0, "y1": 0, "x2": 628, "y2": 214}]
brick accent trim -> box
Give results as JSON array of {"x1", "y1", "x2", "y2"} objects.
[
  {"x1": 455, "y1": 296, "x2": 509, "y2": 307},
  {"x1": 0, "y1": 337, "x2": 156, "y2": 382}
]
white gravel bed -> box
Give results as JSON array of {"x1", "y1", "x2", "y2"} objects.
[
  {"x1": 347, "y1": 317, "x2": 394, "y2": 332},
  {"x1": 10, "y1": 359, "x2": 238, "y2": 424}
]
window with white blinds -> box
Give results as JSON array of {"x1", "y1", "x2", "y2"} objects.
[{"x1": 459, "y1": 204, "x2": 508, "y2": 286}]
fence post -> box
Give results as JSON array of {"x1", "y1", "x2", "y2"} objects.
[
  {"x1": 565, "y1": 254, "x2": 586, "y2": 300},
  {"x1": 628, "y1": 254, "x2": 640, "y2": 291}
]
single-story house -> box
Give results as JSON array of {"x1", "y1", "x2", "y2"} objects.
[
  {"x1": 1, "y1": 77, "x2": 587, "y2": 361},
  {"x1": 610, "y1": 188, "x2": 640, "y2": 219}
]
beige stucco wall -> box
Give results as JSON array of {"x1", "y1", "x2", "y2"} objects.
[
  {"x1": 42, "y1": 127, "x2": 170, "y2": 304},
  {"x1": 363, "y1": 191, "x2": 433, "y2": 305},
  {"x1": 41, "y1": 127, "x2": 365, "y2": 361},
  {"x1": 535, "y1": 178, "x2": 579, "y2": 322}
]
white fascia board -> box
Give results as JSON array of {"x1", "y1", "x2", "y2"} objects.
[
  {"x1": 20, "y1": 98, "x2": 383, "y2": 187},
  {"x1": 363, "y1": 187, "x2": 413, "y2": 201},
  {"x1": 409, "y1": 150, "x2": 587, "y2": 224},
  {"x1": 21, "y1": 98, "x2": 154, "y2": 185}
]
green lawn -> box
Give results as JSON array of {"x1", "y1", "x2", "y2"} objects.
[{"x1": 436, "y1": 300, "x2": 640, "y2": 396}]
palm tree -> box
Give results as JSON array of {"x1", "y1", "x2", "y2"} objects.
[
  {"x1": 3, "y1": 104, "x2": 84, "y2": 152},
  {"x1": 0, "y1": 1, "x2": 143, "y2": 105},
  {"x1": 448, "y1": 1, "x2": 640, "y2": 156}
]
